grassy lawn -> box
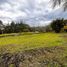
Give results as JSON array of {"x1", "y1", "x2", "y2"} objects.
[
  {"x1": 0, "y1": 32, "x2": 67, "y2": 67},
  {"x1": 0, "y1": 32, "x2": 66, "y2": 53}
]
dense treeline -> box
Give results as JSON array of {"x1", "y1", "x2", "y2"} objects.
[
  {"x1": 51, "y1": 19, "x2": 67, "y2": 33},
  {"x1": 0, "y1": 20, "x2": 52, "y2": 34},
  {"x1": 0, "y1": 21, "x2": 31, "y2": 34},
  {"x1": 0, "y1": 19, "x2": 67, "y2": 34},
  {"x1": 4, "y1": 21, "x2": 31, "y2": 33}
]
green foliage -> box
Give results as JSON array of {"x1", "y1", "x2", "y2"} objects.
[
  {"x1": 51, "y1": 19, "x2": 64, "y2": 33},
  {"x1": 63, "y1": 20, "x2": 67, "y2": 32},
  {"x1": 0, "y1": 19, "x2": 67, "y2": 34},
  {"x1": 4, "y1": 21, "x2": 30, "y2": 33},
  {"x1": 0, "y1": 20, "x2": 4, "y2": 34}
]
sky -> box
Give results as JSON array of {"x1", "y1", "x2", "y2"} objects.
[{"x1": 0, "y1": 0, "x2": 67, "y2": 26}]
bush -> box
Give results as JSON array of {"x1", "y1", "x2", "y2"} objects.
[{"x1": 51, "y1": 19, "x2": 64, "y2": 33}]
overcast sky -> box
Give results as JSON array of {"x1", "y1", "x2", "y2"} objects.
[{"x1": 0, "y1": 0, "x2": 67, "y2": 26}]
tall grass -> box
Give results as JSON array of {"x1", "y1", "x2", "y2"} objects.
[{"x1": 0, "y1": 33, "x2": 66, "y2": 53}]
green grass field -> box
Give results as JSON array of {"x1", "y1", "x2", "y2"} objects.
[
  {"x1": 0, "y1": 32, "x2": 67, "y2": 67},
  {"x1": 0, "y1": 32, "x2": 66, "y2": 53}
]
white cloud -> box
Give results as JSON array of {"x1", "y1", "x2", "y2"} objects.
[{"x1": 0, "y1": 0, "x2": 67, "y2": 26}]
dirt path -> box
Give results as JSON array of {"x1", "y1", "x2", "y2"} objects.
[{"x1": 0, "y1": 46, "x2": 67, "y2": 67}]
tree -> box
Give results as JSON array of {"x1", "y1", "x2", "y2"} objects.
[
  {"x1": 4, "y1": 21, "x2": 30, "y2": 33},
  {"x1": 63, "y1": 20, "x2": 67, "y2": 32},
  {"x1": 0, "y1": 20, "x2": 4, "y2": 34},
  {"x1": 0, "y1": 20, "x2": 3, "y2": 25},
  {"x1": 10, "y1": 21, "x2": 16, "y2": 33},
  {"x1": 51, "y1": 19, "x2": 64, "y2": 33},
  {"x1": 52, "y1": 0, "x2": 67, "y2": 11},
  {"x1": 4, "y1": 24, "x2": 12, "y2": 33}
]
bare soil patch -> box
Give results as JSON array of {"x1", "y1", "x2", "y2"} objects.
[{"x1": 0, "y1": 46, "x2": 67, "y2": 67}]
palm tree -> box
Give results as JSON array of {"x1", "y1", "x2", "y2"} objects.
[{"x1": 52, "y1": 0, "x2": 67, "y2": 11}]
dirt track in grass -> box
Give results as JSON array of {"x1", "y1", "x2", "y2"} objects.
[{"x1": 0, "y1": 46, "x2": 67, "y2": 67}]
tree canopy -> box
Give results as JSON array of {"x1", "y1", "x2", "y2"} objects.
[{"x1": 51, "y1": 19, "x2": 64, "y2": 33}]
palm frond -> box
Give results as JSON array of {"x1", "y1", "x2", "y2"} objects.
[
  {"x1": 52, "y1": 0, "x2": 67, "y2": 11},
  {"x1": 63, "y1": 1, "x2": 67, "y2": 11},
  {"x1": 52, "y1": 0, "x2": 62, "y2": 7}
]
